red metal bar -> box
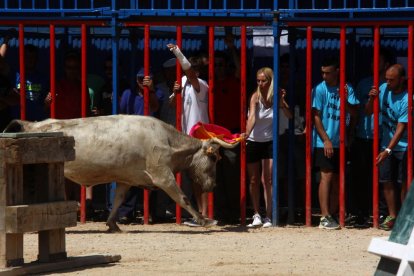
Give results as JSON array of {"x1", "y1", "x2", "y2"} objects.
[
  {"x1": 287, "y1": 21, "x2": 414, "y2": 28},
  {"x1": 305, "y1": 26, "x2": 313, "y2": 227},
  {"x1": 407, "y1": 25, "x2": 413, "y2": 190},
  {"x1": 339, "y1": 27, "x2": 346, "y2": 227},
  {"x1": 372, "y1": 26, "x2": 380, "y2": 228},
  {"x1": 208, "y1": 26, "x2": 215, "y2": 219},
  {"x1": 175, "y1": 26, "x2": 183, "y2": 224},
  {"x1": 143, "y1": 24, "x2": 150, "y2": 225},
  {"x1": 79, "y1": 24, "x2": 88, "y2": 224},
  {"x1": 18, "y1": 24, "x2": 26, "y2": 120},
  {"x1": 240, "y1": 25, "x2": 247, "y2": 226},
  {"x1": 49, "y1": 25, "x2": 56, "y2": 119}
]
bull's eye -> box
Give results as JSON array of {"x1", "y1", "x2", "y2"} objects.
[{"x1": 209, "y1": 155, "x2": 218, "y2": 162}]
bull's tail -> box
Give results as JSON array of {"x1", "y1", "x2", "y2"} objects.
[{"x1": 3, "y1": 120, "x2": 24, "y2": 133}]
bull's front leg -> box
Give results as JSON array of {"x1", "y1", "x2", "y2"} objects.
[
  {"x1": 106, "y1": 182, "x2": 130, "y2": 232},
  {"x1": 151, "y1": 169, "x2": 217, "y2": 227}
]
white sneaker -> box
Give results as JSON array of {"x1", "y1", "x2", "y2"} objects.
[
  {"x1": 247, "y1": 214, "x2": 262, "y2": 228},
  {"x1": 262, "y1": 217, "x2": 272, "y2": 228}
]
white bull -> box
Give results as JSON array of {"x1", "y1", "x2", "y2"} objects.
[{"x1": 4, "y1": 115, "x2": 238, "y2": 232}]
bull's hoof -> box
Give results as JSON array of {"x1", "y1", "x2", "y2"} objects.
[
  {"x1": 202, "y1": 218, "x2": 218, "y2": 228},
  {"x1": 106, "y1": 222, "x2": 122, "y2": 233}
]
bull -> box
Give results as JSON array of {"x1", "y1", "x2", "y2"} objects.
[{"x1": 4, "y1": 115, "x2": 238, "y2": 232}]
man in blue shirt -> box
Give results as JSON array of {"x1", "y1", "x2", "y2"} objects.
[
  {"x1": 312, "y1": 56, "x2": 359, "y2": 230},
  {"x1": 117, "y1": 67, "x2": 164, "y2": 224},
  {"x1": 350, "y1": 48, "x2": 394, "y2": 227},
  {"x1": 365, "y1": 64, "x2": 408, "y2": 231}
]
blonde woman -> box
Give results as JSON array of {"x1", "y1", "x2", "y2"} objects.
[{"x1": 243, "y1": 67, "x2": 291, "y2": 228}]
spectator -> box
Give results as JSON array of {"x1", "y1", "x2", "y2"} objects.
[
  {"x1": 11, "y1": 44, "x2": 50, "y2": 121},
  {"x1": 242, "y1": 67, "x2": 279, "y2": 228},
  {"x1": 350, "y1": 48, "x2": 394, "y2": 227},
  {"x1": 277, "y1": 53, "x2": 303, "y2": 221},
  {"x1": 116, "y1": 67, "x2": 163, "y2": 224},
  {"x1": 0, "y1": 32, "x2": 17, "y2": 131},
  {"x1": 44, "y1": 50, "x2": 91, "y2": 202},
  {"x1": 312, "y1": 56, "x2": 359, "y2": 230},
  {"x1": 213, "y1": 50, "x2": 242, "y2": 223},
  {"x1": 45, "y1": 50, "x2": 90, "y2": 119},
  {"x1": 365, "y1": 64, "x2": 408, "y2": 231},
  {"x1": 167, "y1": 43, "x2": 210, "y2": 227}
]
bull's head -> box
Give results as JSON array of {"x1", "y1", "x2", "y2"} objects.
[{"x1": 189, "y1": 138, "x2": 239, "y2": 192}]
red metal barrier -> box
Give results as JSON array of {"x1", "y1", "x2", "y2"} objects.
[
  {"x1": 143, "y1": 25, "x2": 151, "y2": 225},
  {"x1": 18, "y1": 24, "x2": 26, "y2": 120},
  {"x1": 208, "y1": 26, "x2": 215, "y2": 219},
  {"x1": 339, "y1": 27, "x2": 346, "y2": 227},
  {"x1": 79, "y1": 24, "x2": 88, "y2": 223},
  {"x1": 372, "y1": 26, "x2": 380, "y2": 228},
  {"x1": 240, "y1": 25, "x2": 247, "y2": 225},
  {"x1": 49, "y1": 24, "x2": 56, "y2": 119},
  {"x1": 175, "y1": 26, "x2": 183, "y2": 224}
]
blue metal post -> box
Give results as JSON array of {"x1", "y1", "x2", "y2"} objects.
[
  {"x1": 272, "y1": 1, "x2": 280, "y2": 226},
  {"x1": 108, "y1": 0, "x2": 119, "y2": 212}
]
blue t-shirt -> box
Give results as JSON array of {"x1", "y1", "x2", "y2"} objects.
[
  {"x1": 355, "y1": 76, "x2": 386, "y2": 139},
  {"x1": 11, "y1": 71, "x2": 49, "y2": 121},
  {"x1": 119, "y1": 87, "x2": 164, "y2": 116},
  {"x1": 312, "y1": 81, "x2": 359, "y2": 148},
  {"x1": 378, "y1": 83, "x2": 408, "y2": 152}
]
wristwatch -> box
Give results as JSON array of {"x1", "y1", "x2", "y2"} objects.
[{"x1": 385, "y1": 148, "x2": 392, "y2": 155}]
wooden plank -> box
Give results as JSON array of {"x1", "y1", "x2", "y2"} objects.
[
  {"x1": 4, "y1": 234, "x2": 24, "y2": 267},
  {"x1": 47, "y1": 163, "x2": 65, "y2": 201},
  {"x1": 0, "y1": 133, "x2": 63, "y2": 138},
  {"x1": 38, "y1": 229, "x2": 66, "y2": 263},
  {"x1": 0, "y1": 137, "x2": 75, "y2": 164},
  {"x1": 0, "y1": 254, "x2": 121, "y2": 276},
  {"x1": 5, "y1": 202, "x2": 77, "y2": 233},
  {"x1": 6, "y1": 164, "x2": 23, "y2": 206}
]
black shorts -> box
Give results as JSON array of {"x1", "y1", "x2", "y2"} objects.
[
  {"x1": 379, "y1": 150, "x2": 407, "y2": 185},
  {"x1": 313, "y1": 147, "x2": 340, "y2": 173},
  {"x1": 246, "y1": 140, "x2": 273, "y2": 163}
]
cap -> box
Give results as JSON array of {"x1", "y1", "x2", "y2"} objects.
[
  {"x1": 162, "y1": 58, "x2": 176, "y2": 68},
  {"x1": 136, "y1": 67, "x2": 153, "y2": 78}
]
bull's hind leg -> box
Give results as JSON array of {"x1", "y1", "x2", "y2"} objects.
[
  {"x1": 151, "y1": 169, "x2": 217, "y2": 227},
  {"x1": 106, "y1": 182, "x2": 130, "y2": 232}
]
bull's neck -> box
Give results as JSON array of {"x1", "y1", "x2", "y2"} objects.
[{"x1": 169, "y1": 133, "x2": 203, "y2": 171}]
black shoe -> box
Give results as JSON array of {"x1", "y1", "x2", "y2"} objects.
[
  {"x1": 118, "y1": 216, "x2": 132, "y2": 225},
  {"x1": 354, "y1": 215, "x2": 369, "y2": 228}
]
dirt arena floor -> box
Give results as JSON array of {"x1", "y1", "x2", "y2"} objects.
[{"x1": 16, "y1": 221, "x2": 389, "y2": 276}]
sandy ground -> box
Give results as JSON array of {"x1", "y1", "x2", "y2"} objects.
[{"x1": 12, "y1": 221, "x2": 389, "y2": 276}]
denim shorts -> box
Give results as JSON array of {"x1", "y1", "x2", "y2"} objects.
[{"x1": 379, "y1": 150, "x2": 407, "y2": 184}]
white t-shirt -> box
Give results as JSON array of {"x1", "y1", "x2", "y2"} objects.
[{"x1": 181, "y1": 76, "x2": 209, "y2": 134}]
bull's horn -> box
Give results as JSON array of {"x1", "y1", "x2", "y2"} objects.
[{"x1": 211, "y1": 137, "x2": 240, "y2": 148}]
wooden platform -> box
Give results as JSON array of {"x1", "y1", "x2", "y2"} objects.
[{"x1": 0, "y1": 133, "x2": 77, "y2": 268}]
